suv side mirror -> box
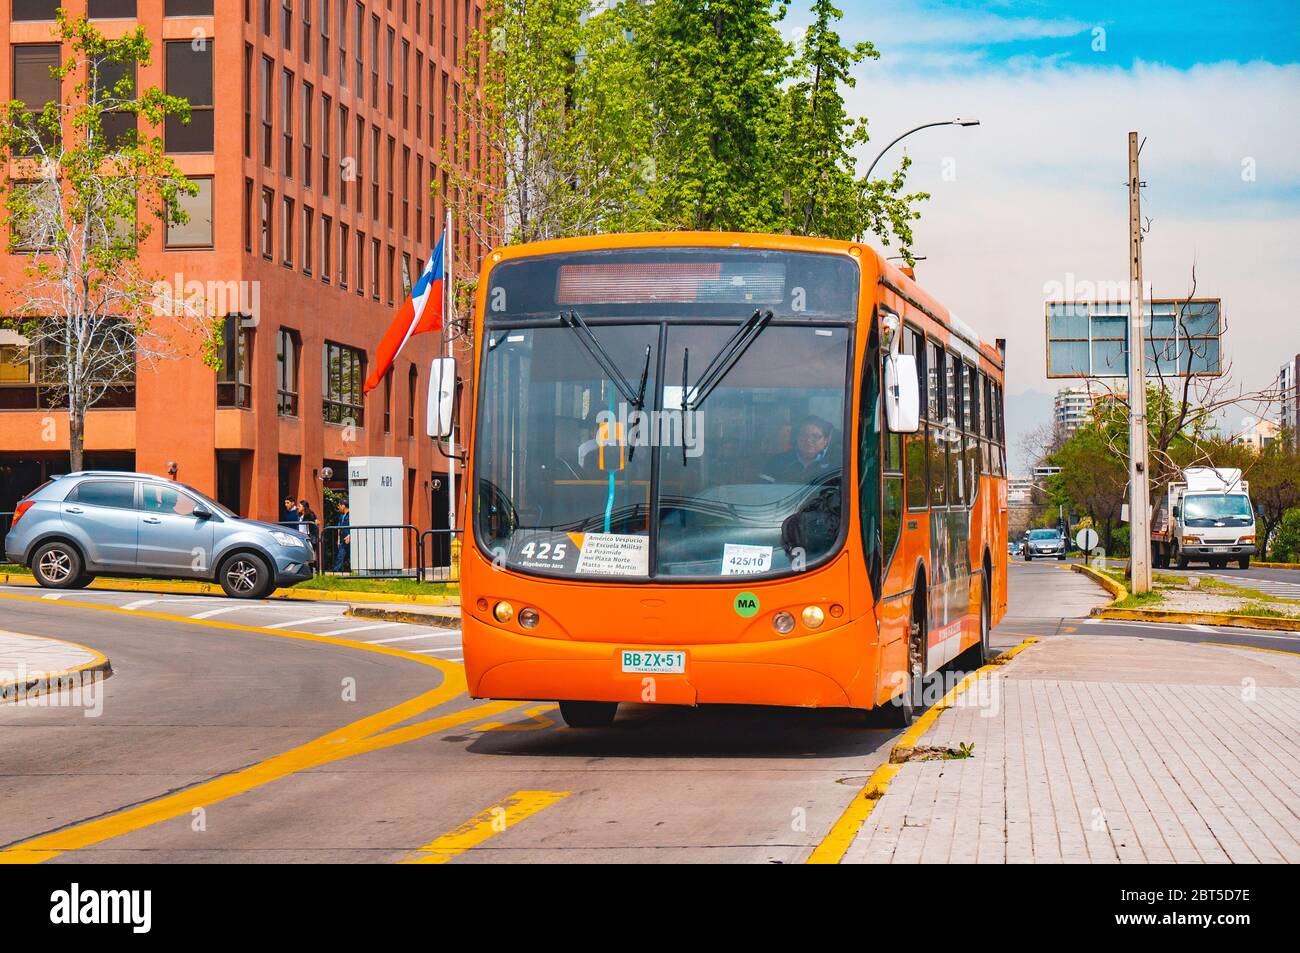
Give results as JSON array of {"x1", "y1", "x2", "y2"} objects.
[
  {"x1": 884, "y1": 352, "x2": 920, "y2": 433},
  {"x1": 427, "y1": 356, "x2": 458, "y2": 439},
  {"x1": 193, "y1": 505, "x2": 212, "y2": 520}
]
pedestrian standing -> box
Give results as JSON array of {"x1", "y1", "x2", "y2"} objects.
[{"x1": 332, "y1": 500, "x2": 352, "y2": 573}]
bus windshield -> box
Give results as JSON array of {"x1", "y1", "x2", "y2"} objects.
[{"x1": 473, "y1": 248, "x2": 858, "y2": 582}]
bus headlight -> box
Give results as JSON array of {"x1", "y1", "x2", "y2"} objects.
[
  {"x1": 493, "y1": 601, "x2": 514, "y2": 623},
  {"x1": 802, "y1": 606, "x2": 825, "y2": 629},
  {"x1": 772, "y1": 611, "x2": 796, "y2": 634},
  {"x1": 518, "y1": 607, "x2": 540, "y2": 629}
]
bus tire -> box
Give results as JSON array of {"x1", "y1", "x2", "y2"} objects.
[
  {"x1": 956, "y1": 562, "x2": 993, "y2": 670},
  {"x1": 558, "y1": 700, "x2": 618, "y2": 728},
  {"x1": 878, "y1": 583, "x2": 925, "y2": 728}
]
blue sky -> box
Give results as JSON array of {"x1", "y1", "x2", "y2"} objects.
[
  {"x1": 818, "y1": 0, "x2": 1300, "y2": 70},
  {"x1": 782, "y1": 1, "x2": 1300, "y2": 456}
]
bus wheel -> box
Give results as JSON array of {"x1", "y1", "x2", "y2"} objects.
[
  {"x1": 558, "y1": 700, "x2": 618, "y2": 728},
  {"x1": 879, "y1": 597, "x2": 924, "y2": 728}
]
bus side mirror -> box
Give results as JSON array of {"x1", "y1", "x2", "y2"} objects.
[
  {"x1": 427, "y1": 357, "x2": 458, "y2": 439},
  {"x1": 884, "y1": 353, "x2": 920, "y2": 433}
]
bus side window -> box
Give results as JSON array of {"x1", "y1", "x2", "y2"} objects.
[
  {"x1": 904, "y1": 327, "x2": 927, "y2": 510},
  {"x1": 928, "y1": 341, "x2": 947, "y2": 507},
  {"x1": 947, "y1": 350, "x2": 963, "y2": 506}
]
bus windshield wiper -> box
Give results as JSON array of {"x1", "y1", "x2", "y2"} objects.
[
  {"x1": 685, "y1": 309, "x2": 774, "y2": 412},
  {"x1": 627, "y1": 343, "x2": 652, "y2": 462},
  {"x1": 559, "y1": 310, "x2": 642, "y2": 408}
]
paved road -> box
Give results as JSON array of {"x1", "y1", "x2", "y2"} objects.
[{"x1": 0, "y1": 563, "x2": 1293, "y2": 863}]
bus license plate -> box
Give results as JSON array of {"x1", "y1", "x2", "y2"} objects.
[{"x1": 621, "y1": 650, "x2": 686, "y2": 674}]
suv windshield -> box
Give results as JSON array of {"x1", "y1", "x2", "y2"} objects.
[
  {"x1": 1183, "y1": 494, "x2": 1253, "y2": 525},
  {"x1": 473, "y1": 247, "x2": 858, "y2": 582}
]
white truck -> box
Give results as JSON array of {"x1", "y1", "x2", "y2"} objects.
[{"x1": 1150, "y1": 467, "x2": 1257, "y2": 570}]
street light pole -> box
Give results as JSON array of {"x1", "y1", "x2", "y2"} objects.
[{"x1": 864, "y1": 118, "x2": 980, "y2": 182}]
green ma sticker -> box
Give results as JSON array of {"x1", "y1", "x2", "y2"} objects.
[{"x1": 733, "y1": 591, "x2": 760, "y2": 618}]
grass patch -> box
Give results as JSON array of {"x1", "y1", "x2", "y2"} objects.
[
  {"x1": 1112, "y1": 589, "x2": 1166, "y2": 610},
  {"x1": 0, "y1": 563, "x2": 27, "y2": 574},
  {"x1": 292, "y1": 575, "x2": 458, "y2": 598},
  {"x1": 1235, "y1": 602, "x2": 1295, "y2": 619}
]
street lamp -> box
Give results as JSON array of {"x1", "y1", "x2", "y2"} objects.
[{"x1": 865, "y1": 118, "x2": 980, "y2": 182}]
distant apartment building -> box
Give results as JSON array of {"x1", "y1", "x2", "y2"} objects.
[
  {"x1": 1232, "y1": 417, "x2": 1279, "y2": 450},
  {"x1": 1280, "y1": 355, "x2": 1300, "y2": 438},
  {"x1": 1007, "y1": 475, "x2": 1033, "y2": 506},
  {"x1": 0, "y1": 0, "x2": 494, "y2": 526},
  {"x1": 1052, "y1": 384, "x2": 1125, "y2": 436}
]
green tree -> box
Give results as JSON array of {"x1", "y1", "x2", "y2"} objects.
[
  {"x1": 1045, "y1": 421, "x2": 1128, "y2": 552},
  {"x1": 1246, "y1": 432, "x2": 1300, "y2": 556},
  {"x1": 1271, "y1": 508, "x2": 1300, "y2": 562},
  {"x1": 781, "y1": 0, "x2": 925, "y2": 248},
  {"x1": 0, "y1": 13, "x2": 212, "y2": 471}
]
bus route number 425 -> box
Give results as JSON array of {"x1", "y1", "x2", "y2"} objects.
[{"x1": 621, "y1": 650, "x2": 686, "y2": 674}]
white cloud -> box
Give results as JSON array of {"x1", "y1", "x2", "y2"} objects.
[{"x1": 846, "y1": 58, "x2": 1300, "y2": 410}]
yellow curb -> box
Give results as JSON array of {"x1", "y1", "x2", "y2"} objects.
[
  {"x1": 806, "y1": 636, "x2": 1039, "y2": 864},
  {"x1": 0, "y1": 631, "x2": 112, "y2": 704},
  {"x1": 347, "y1": 605, "x2": 462, "y2": 628},
  {"x1": 1097, "y1": 607, "x2": 1300, "y2": 631},
  {"x1": 0, "y1": 572, "x2": 459, "y2": 606},
  {"x1": 1201, "y1": 641, "x2": 1300, "y2": 658},
  {"x1": 1252, "y1": 561, "x2": 1300, "y2": 570},
  {"x1": 1070, "y1": 562, "x2": 1128, "y2": 604}
]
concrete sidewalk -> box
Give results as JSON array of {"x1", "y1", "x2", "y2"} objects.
[
  {"x1": 842, "y1": 635, "x2": 1300, "y2": 863},
  {"x1": 0, "y1": 629, "x2": 112, "y2": 702}
]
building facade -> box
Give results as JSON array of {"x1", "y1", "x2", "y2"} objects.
[
  {"x1": 1280, "y1": 355, "x2": 1299, "y2": 439},
  {"x1": 1231, "y1": 417, "x2": 1279, "y2": 450},
  {"x1": 0, "y1": 0, "x2": 491, "y2": 526}
]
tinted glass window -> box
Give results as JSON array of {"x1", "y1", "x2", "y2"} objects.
[
  {"x1": 89, "y1": 0, "x2": 138, "y2": 16},
  {"x1": 142, "y1": 482, "x2": 199, "y2": 515},
  {"x1": 166, "y1": 178, "x2": 213, "y2": 247},
  {"x1": 71, "y1": 480, "x2": 136, "y2": 509}
]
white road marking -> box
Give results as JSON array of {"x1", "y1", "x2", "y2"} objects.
[
  {"x1": 316, "y1": 622, "x2": 404, "y2": 636},
  {"x1": 365, "y1": 630, "x2": 462, "y2": 644},
  {"x1": 40, "y1": 593, "x2": 63, "y2": 600},
  {"x1": 121, "y1": 599, "x2": 158, "y2": 611},
  {"x1": 190, "y1": 606, "x2": 255, "y2": 619},
  {"x1": 262, "y1": 615, "x2": 347, "y2": 629}
]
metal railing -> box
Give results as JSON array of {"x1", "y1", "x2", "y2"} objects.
[
  {"x1": 419, "y1": 529, "x2": 463, "y2": 583},
  {"x1": 319, "y1": 523, "x2": 423, "y2": 579}
]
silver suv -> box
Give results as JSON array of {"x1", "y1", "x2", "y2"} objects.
[{"x1": 5, "y1": 472, "x2": 316, "y2": 598}]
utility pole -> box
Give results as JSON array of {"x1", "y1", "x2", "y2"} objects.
[{"x1": 1127, "y1": 131, "x2": 1152, "y2": 593}]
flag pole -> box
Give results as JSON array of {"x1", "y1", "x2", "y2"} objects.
[{"x1": 445, "y1": 209, "x2": 457, "y2": 534}]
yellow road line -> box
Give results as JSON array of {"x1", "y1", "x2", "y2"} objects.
[
  {"x1": 400, "y1": 790, "x2": 570, "y2": 864},
  {"x1": 473, "y1": 704, "x2": 558, "y2": 732},
  {"x1": 806, "y1": 637, "x2": 1039, "y2": 865},
  {"x1": 1201, "y1": 641, "x2": 1300, "y2": 658},
  {"x1": 0, "y1": 589, "x2": 503, "y2": 863},
  {"x1": 0, "y1": 572, "x2": 458, "y2": 606}
]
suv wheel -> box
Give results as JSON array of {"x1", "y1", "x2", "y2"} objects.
[
  {"x1": 218, "y1": 552, "x2": 273, "y2": 599},
  {"x1": 31, "y1": 541, "x2": 86, "y2": 589}
]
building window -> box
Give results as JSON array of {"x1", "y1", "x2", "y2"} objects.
[
  {"x1": 370, "y1": 125, "x2": 381, "y2": 217},
  {"x1": 323, "y1": 340, "x2": 364, "y2": 425},
  {"x1": 415, "y1": 51, "x2": 423, "y2": 138},
  {"x1": 165, "y1": 41, "x2": 213, "y2": 153},
  {"x1": 415, "y1": 157, "x2": 424, "y2": 244},
  {"x1": 302, "y1": 205, "x2": 313, "y2": 275},
  {"x1": 243, "y1": 44, "x2": 253, "y2": 157},
  {"x1": 282, "y1": 0, "x2": 293, "y2": 51},
  {"x1": 166, "y1": 177, "x2": 213, "y2": 248},
  {"x1": 386, "y1": 136, "x2": 395, "y2": 228},
  {"x1": 321, "y1": 93, "x2": 332, "y2": 198},
  {"x1": 302, "y1": 82, "x2": 313, "y2": 189},
  {"x1": 90, "y1": 0, "x2": 137, "y2": 19},
  {"x1": 337, "y1": 0, "x2": 347, "y2": 85},
  {"x1": 407, "y1": 364, "x2": 417, "y2": 436},
  {"x1": 321, "y1": 215, "x2": 332, "y2": 283},
  {"x1": 282, "y1": 69, "x2": 294, "y2": 178},
  {"x1": 401, "y1": 38, "x2": 410, "y2": 127},
  {"x1": 355, "y1": 115, "x2": 365, "y2": 211},
  {"x1": 321, "y1": 0, "x2": 331, "y2": 75},
  {"x1": 385, "y1": 26, "x2": 395, "y2": 117},
  {"x1": 401, "y1": 145, "x2": 410, "y2": 232},
  {"x1": 386, "y1": 245, "x2": 395, "y2": 305},
  {"x1": 370, "y1": 13, "x2": 380, "y2": 106},
  {"x1": 260, "y1": 187, "x2": 274, "y2": 258},
  {"x1": 12, "y1": 44, "x2": 60, "y2": 152},
  {"x1": 382, "y1": 368, "x2": 392, "y2": 433},
  {"x1": 339, "y1": 222, "x2": 349, "y2": 288},
  {"x1": 301, "y1": 0, "x2": 312, "y2": 62},
  {"x1": 12, "y1": 0, "x2": 58, "y2": 20},
  {"x1": 92, "y1": 58, "x2": 136, "y2": 149},
  {"x1": 354, "y1": 2, "x2": 365, "y2": 93},
  {"x1": 282, "y1": 196, "x2": 294, "y2": 267},
  {"x1": 370, "y1": 237, "x2": 380, "y2": 301},
  {"x1": 243, "y1": 178, "x2": 254, "y2": 252},
  {"x1": 338, "y1": 105, "x2": 349, "y2": 202},
  {"x1": 261, "y1": 56, "x2": 274, "y2": 167},
  {"x1": 165, "y1": 0, "x2": 214, "y2": 14},
  {"x1": 276, "y1": 327, "x2": 300, "y2": 416},
  {"x1": 355, "y1": 230, "x2": 365, "y2": 296},
  {"x1": 217, "y1": 318, "x2": 253, "y2": 409}
]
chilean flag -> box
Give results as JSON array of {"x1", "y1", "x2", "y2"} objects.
[{"x1": 364, "y1": 231, "x2": 446, "y2": 393}]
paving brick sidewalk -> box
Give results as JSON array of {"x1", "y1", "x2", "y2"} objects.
[{"x1": 843, "y1": 636, "x2": 1300, "y2": 864}]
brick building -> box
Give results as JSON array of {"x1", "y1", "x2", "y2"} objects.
[{"x1": 0, "y1": 0, "x2": 491, "y2": 527}]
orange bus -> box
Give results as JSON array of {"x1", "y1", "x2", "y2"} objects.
[{"x1": 460, "y1": 232, "x2": 1008, "y2": 727}]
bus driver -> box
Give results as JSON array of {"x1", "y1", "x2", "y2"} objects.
[{"x1": 760, "y1": 415, "x2": 839, "y2": 484}]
